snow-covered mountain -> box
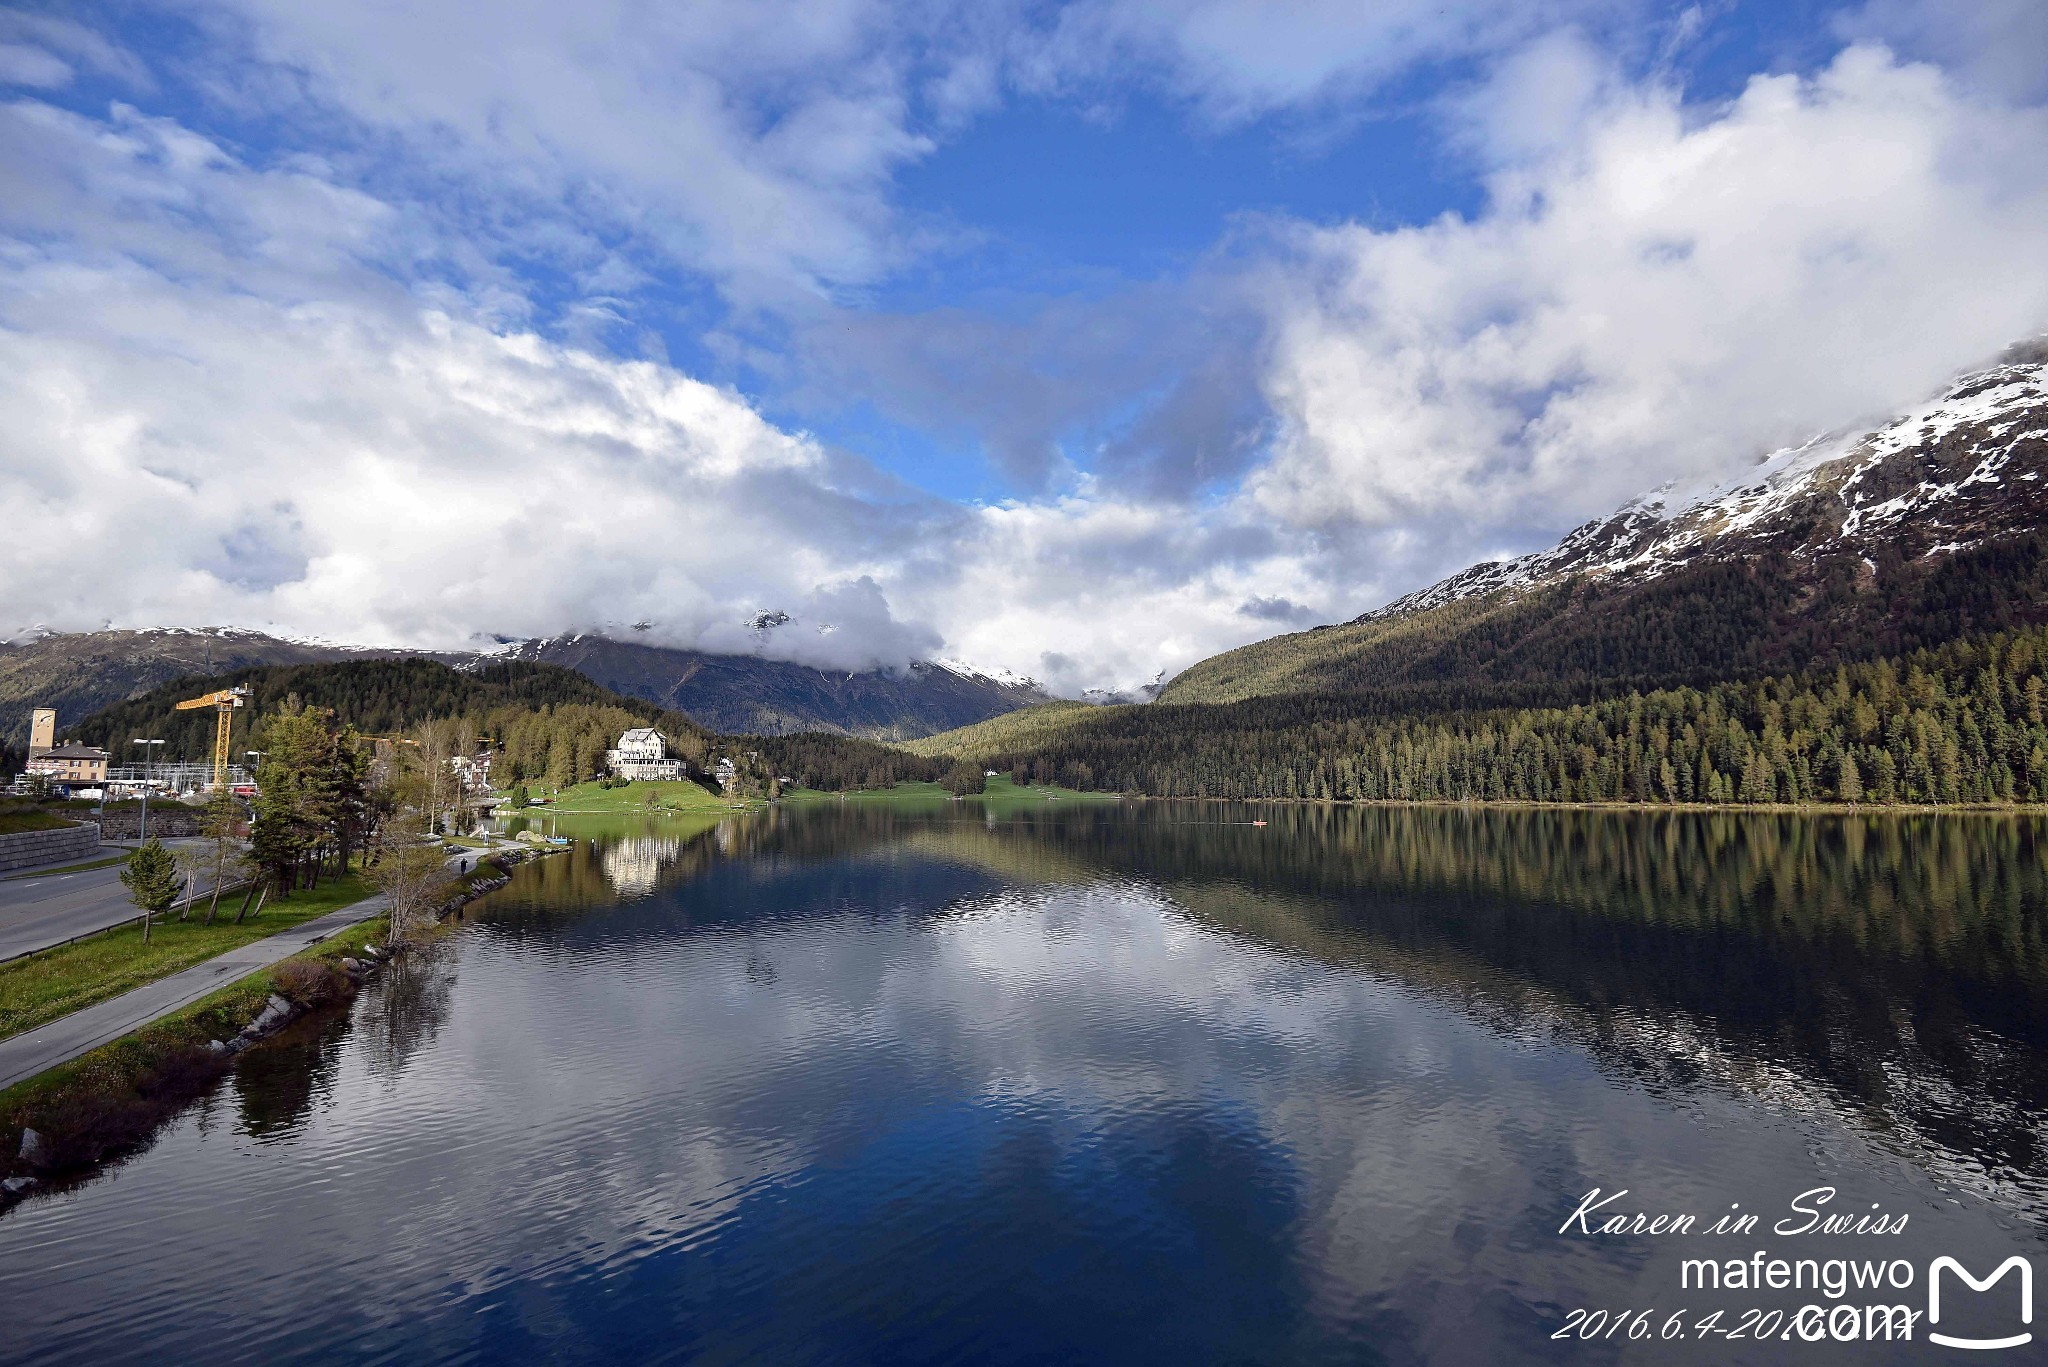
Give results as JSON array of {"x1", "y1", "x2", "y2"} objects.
[
  {"x1": 1160, "y1": 342, "x2": 2048, "y2": 706},
  {"x1": 1361, "y1": 344, "x2": 2048, "y2": 622}
]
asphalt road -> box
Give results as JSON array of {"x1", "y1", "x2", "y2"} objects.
[
  {"x1": 0, "y1": 894, "x2": 390, "y2": 1092},
  {"x1": 0, "y1": 843, "x2": 231, "y2": 962},
  {"x1": 0, "y1": 858, "x2": 145, "y2": 961}
]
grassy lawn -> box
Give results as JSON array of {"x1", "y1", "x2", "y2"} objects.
[
  {"x1": 0, "y1": 811, "x2": 79, "y2": 836},
  {"x1": 0, "y1": 912, "x2": 393, "y2": 1173},
  {"x1": 542, "y1": 778, "x2": 735, "y2": 814},
  {"x1": 781, "y1": 780, "x2": 955, "y2": 806},
  {"x1": 974, "y1": 774, "x2": 1119, "y2": 811},
  {"x1": 0, "y1": 871, "x2": 378, "y2": 1042}
]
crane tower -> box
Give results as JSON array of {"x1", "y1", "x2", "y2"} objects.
[{"x1": 174, "y1": 685, "x2": 252, "y2": 792}]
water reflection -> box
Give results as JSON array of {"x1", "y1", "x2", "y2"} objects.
[
  {"x1": 599, "y1": 835, "x2": 686, "y2": 897},
  {"x1": 233, "y1": 1017, "x2": 347, "y2": 1140},
  {"x1": 537, "y1": 803, "x2": 2048, "y2": 1220},
  {"x1": 355, "y1": 940, "x2": 459, "y2": 1081},
  {"x1": 0, "y1": 804, "x2": 2042, "y2": 1365}
]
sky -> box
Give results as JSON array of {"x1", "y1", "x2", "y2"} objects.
[{"x1": 2, "y1": 0, "x2": 2046, "y2": 694}]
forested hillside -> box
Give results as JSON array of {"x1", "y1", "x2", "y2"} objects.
[
  {"x1": 745, "y1": 732, "x2": 952, "y2": 790},
  {"x1": 0, "y1": 628, "x2": 379, "y2": 745},
  {"x1": 2, "y1": 626, "x2": 1048, "y2": 751},
  {"x1": 926, "y1": 627, "x2": 2048, "y2": 806},
  {"x1": 1163, "y1": 350, "x2": 2048, "y2": 706},
  {"x1": 71, "y1": 659, "x2": 712, "y2": 779},
  {"x1": 1161, "y1": 533, "x2": 2048, "y2": 706}
]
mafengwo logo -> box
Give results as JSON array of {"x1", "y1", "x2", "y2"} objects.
[{"x1": 1928, "y1": 1256, "x2": 2032, "y2": 1351}]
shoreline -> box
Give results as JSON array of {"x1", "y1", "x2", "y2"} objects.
[
  {"x1": 1090, "y1": 794, "x2": 2048, "y2": 815},
  {"x1": 0, "y1": 846, "x2": 555, "y2": 1207}
]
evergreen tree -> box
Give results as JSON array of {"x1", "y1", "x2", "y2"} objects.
[{"x1": 119, "y1": 838, "x2": 179, "y2": 941}]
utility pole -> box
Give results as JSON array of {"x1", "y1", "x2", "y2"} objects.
[{"x1": 132, "y1": 738, "x2": 164, "y2": 841}]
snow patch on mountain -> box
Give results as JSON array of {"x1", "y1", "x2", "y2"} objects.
[{"x1": 1356, "y1": 351, "x2": 2048, "y2": 625}]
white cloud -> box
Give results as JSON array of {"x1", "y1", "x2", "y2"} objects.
[
  {"x1": 0, "y1": 94, "x2": 1315, "y2": 692},
  {"x1": 171, "y1": 0, "x2": 1640, "y2": 303},
  {"x1": 1840, "y1": 0, "x2": 2048, "y2": 103},
  {"x1": 6, "y1": 13, "x2": 2048, "y2": 698},
  {"x1": 919, "y1": 491, "x2": 1330, "y2": 695},
  {"x1": 0, "y1": 11, "x2": 149, "y2": 90},
  {"x1": 182, "y1": 0, "x2": 938, "y2": 301},
  {"x1": 0, "y1": 97, "x2": 931, "y2": 664},
  {"x1": 1018, "y1": 0, "x2": 1624, "y2": 123},
  {"x1": 1249, "y1": 43, "x2": 2048, "y2": 571}
]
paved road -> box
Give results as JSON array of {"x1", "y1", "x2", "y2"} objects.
[
  {"x1": 0, "y1": 859, "x2": 141, "y2": 961},
  {"x1": 0, "y1": 842, "x2": 225, "y2": 962},
  {"x1": 0, "y1": 894, "x2": 390, "y2": 1093}
]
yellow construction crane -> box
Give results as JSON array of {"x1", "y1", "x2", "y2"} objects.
[{"x1": 174, "y1": 685, "x2": 252, "y2": 791}]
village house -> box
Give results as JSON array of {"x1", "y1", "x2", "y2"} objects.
[
  {"x1": 451, "y1": 751, "x2": 494, "y2": 794},
  {"x1": 27, "y1": 743, "x2": 111, "y2": 788},
  {"x1": 606, "y1": 727, "x2": 685, "y2": 782}
]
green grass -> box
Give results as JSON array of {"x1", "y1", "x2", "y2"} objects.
[
  {"x1": 974, "y1": 774, "x2": 1117, "y2": 809},
  {"x1": 0, "y1": 811, "x2": 78, "y2": 836},
  {"x1": 541, "y1": 778, "x2": 734, "y2": 814},
  {"x1": 0, "y1": 911, "x2": 393, "y2": 1174},
  {"x1": 533, "y1": 808, "x2": 731, "y2": 841},
  {"x1": 781, "y1": 780, "x2": 954, "y2": 805},
  {"x1": 0, "y1": 871, "x2": 377, "y2": 1042}
]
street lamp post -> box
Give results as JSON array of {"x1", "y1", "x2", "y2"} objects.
[{"x1": 132, "y1": 738, "x2": 165, "y2": 841}]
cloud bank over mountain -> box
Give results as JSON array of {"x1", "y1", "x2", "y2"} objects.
[{"x1": 1, "y1": 2, "x2": 2045, "y2": 696}]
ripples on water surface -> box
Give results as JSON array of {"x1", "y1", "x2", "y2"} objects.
[{"x1": 2, "y1": 804, "x2": 2045, "y2": 1364}]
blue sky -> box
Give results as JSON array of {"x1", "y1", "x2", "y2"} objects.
[{"x1": 2, "y1": 0, "x2": 2046, "y2": 690}]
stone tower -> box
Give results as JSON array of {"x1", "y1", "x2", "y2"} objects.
[{"x1": 28, "y1": 708, "x2": 55, "y2": 758}]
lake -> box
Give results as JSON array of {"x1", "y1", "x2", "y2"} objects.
[{"x1": 2, "y1": 803, "x2": 2045, "y2": 1363}]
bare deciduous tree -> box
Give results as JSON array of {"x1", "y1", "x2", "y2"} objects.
[
  {"x1": 368, "y1": 818, "x2": 450, "y2": 947},
  {"x1": 178, "y1": 792, "x2": 253, "y2": 925},
  {"x1": 365, "y1": 737, "x2": 453, "y2": 946}
]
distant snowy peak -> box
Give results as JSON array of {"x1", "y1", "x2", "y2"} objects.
[
  {"x1": 935, "y1": 658, "x2": 1043, "y2": 692},
  {"x1": 1357, "y1": 349, "x2": 2048, "y2": 625}
]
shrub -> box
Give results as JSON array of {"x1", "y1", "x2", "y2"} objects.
[{"x1": 271, "y1": 959, "x2": 341, "y2": 1007}]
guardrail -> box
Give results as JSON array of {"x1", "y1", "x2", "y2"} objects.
[{"x1": 0, "y1": 876, "x2": 261, "y2": 966}]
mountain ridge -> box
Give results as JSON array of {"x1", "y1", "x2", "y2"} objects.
[
  {"x1": 1153, "y1": 345, "x2": 2048, "y2": 708},
  {"x1": 0, "y1": 627, "x2": 1051, "y2": 748}
]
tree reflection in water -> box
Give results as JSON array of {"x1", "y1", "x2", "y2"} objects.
[{"x1": 356, "y1": 939, "x2": 459, "y2": 1082}]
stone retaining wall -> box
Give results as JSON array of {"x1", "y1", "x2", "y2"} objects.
[
  {"x1": 0, "y1": 822, "x2": 101, "y2": 873},
  {"x1": 94, "y1": 807, "x2": 203, "y2": 840}
]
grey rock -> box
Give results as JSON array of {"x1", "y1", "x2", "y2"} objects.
[
  {"x1": 18, "y1": 1128, "x2": 46, "y2": 1165},
  {"x1": 1, "y1": 1176, "x2": 36, "y2": 1196},
  {"x1": 265, "y1": 993, "x2": 291, "y2": 1015},
  {"x1": 205, "y1": 1039, "x2": 227, "y2": 1054}
]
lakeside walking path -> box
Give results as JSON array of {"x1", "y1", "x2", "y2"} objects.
[{"x1": 0, "y1": 894, "x2": 388, "y2": 1093}]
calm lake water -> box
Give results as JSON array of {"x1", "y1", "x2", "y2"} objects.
[{"x1": 2, "y1": 803, "x2": 2046, "y2": 1364}]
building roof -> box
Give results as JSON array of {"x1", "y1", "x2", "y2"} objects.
[
  {"x1": 618, "y1": 727, "x2": 663, "y2": 744},
  {"x1": 35, "y1": 744, "x2": 110, "y2": 760}
]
